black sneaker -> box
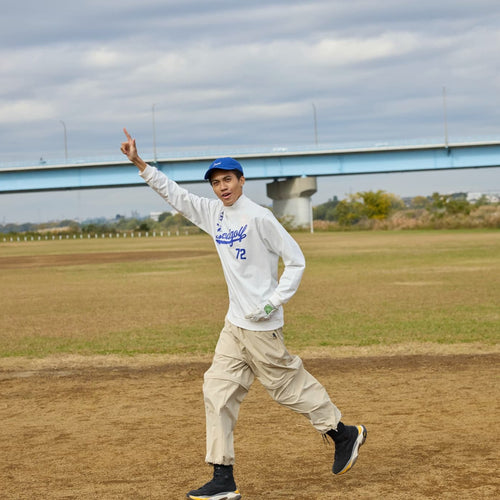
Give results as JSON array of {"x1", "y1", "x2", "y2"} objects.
[
  {"x1": 186, "y1": 464, "x2": 241, "y2": 500},
  {"x1": 331, "y1": 424, "x2": 367, "y2": 475}
]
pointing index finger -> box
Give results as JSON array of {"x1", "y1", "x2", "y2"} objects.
[{"x1": 123, "y1": 127, "x2": 133, "y2": 141}]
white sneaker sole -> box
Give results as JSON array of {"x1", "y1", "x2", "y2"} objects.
[{"x1": 187, "y1": 491, "x2": 241, "y2": 500}]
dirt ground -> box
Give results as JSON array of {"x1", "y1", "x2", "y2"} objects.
[{"x1": 1, "y1": 349, "x2": 498, "y2": 500}]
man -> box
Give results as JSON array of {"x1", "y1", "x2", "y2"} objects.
[{"x1": 120, "y1": 128, "x2": 367, "y2": 500}]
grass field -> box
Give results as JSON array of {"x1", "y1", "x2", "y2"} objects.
[
  {"x1": 1, "y1": 229, "x2": 498, "y2": 358},
  {"x1": 1, "y1": 229, "x2": 499, "y2": 499}
]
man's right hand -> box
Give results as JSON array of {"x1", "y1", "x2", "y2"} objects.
[
  {"x1": 121, "y1": 128, "x2": 147, "y2": 171},
  {"x1": 245, "y1": 301, "x2": 278, "y2": 322}
]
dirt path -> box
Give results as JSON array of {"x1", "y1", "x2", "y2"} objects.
[{"x1": 1, "y1": 348, "x2": 498, "y2": 499}]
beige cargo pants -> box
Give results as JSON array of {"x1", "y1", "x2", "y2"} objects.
[{"x1": 203, "y1": 321, "x2": 342, "y2": 465}]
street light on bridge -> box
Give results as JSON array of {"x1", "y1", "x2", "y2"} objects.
[
  {"x1": 311, "y1": 103, "x2": 318, "y2": 146},
  {"x1": 152, "y1": 104, "x2": 158, "y2": 164},
  {"x1": 442, "y1": 86, "x2": 449, "y2": 149},
  {"x1": 59, "y1": 120, "x2": 68, "y2": 163}
]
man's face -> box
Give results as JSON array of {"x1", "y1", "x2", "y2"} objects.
[{"x1": 210, "y1": 169, "x2": 245, "y2": 206}]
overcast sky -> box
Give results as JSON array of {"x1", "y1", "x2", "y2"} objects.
[{"x1": 1, "y1": 0, "x2": 499, "y2": 223}]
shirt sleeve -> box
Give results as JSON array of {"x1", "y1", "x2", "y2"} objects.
[
  {"x1": 257, "y1": 213, "x2": 306, "y2": 307},
  {"x1": 140, "y1": 164, "x2": 218, "y2": 235}
]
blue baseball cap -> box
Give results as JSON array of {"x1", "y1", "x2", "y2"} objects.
[{"x1": 204, "y1": 157, "x2": 244, "y2": 180}]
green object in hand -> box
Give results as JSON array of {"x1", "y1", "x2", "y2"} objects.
[{"x1": 264, "y1": 304, "x2": 275, "y2": 315}]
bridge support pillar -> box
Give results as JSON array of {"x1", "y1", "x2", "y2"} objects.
[{"x1": 266, "y1": 177, "x2": 317, "y2": 229}]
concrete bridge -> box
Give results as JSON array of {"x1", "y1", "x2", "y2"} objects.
[{"x1": 1, "y1": 139, "x2": 499, "y2": 227}]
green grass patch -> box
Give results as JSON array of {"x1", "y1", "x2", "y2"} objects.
[{"x1": 1, "y1": 230, "x2": 498, "y2": 357}]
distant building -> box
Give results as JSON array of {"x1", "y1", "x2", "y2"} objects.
[
  {"x1": 467, "y1": 192, "x2": 499, "y2": 203},
  {"x1": 150, "y1": 211, "x2": 163, "y2": 222}
]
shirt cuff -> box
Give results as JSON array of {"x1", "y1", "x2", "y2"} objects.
[
  {"x1": 139, "y1": 164, "x2": 155, "y2": 181},
  {"x1": 268, "y1": 294, "x2": 282, "y2": 308}
]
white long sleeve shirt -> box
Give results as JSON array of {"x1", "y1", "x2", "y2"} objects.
[{"x1": 140, "y1": 165, "x2": 306, "y2": 331}]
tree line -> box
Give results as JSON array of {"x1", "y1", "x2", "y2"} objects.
[
  {"x1": 1, "y1": 191, "x2": 499, "y2": 236},
  {"x1": 0, "y1": 211, "x2": 198, "y2": 236},
  {"x1": 312, "y1": 191, "x2": 499, "y2": 230}
]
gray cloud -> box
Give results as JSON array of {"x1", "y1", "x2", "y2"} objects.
[{"x1": 1, "y1": 0, "x2": 499, "y2": 221}]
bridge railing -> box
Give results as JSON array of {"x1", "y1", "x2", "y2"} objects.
[{"x1": 2, "y1": 135, "x2": 499, "y2": 170}]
